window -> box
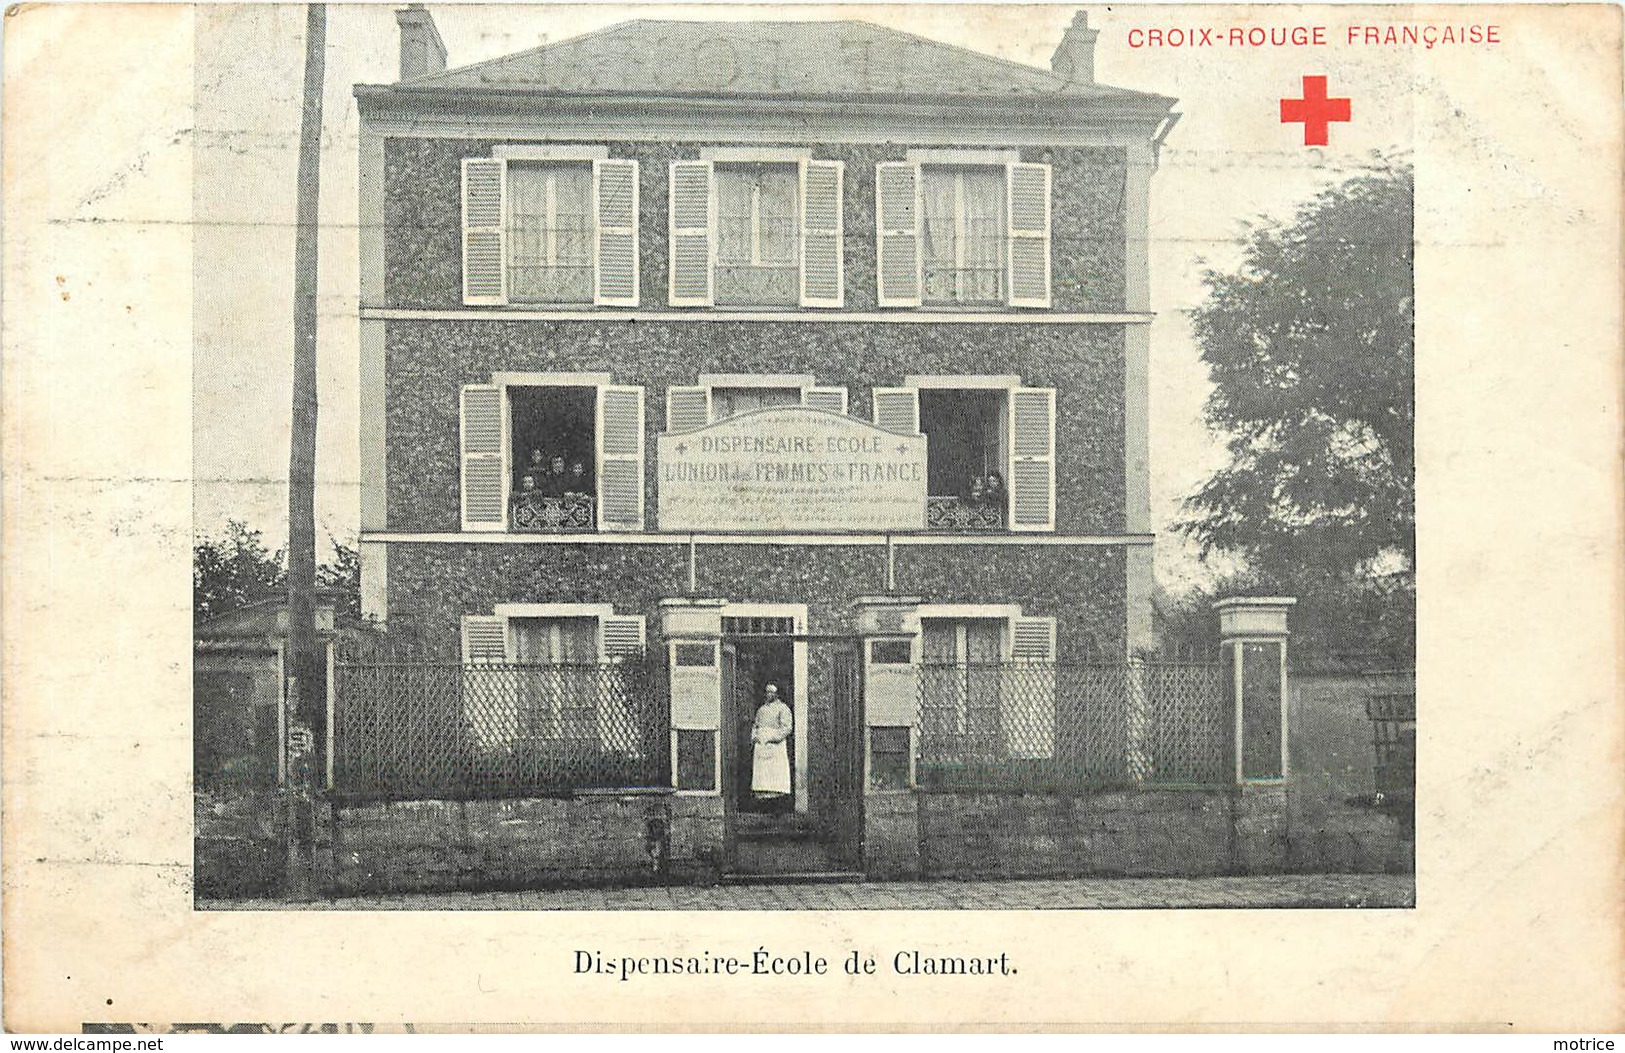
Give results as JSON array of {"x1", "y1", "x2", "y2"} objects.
[
  {"x1": 460, "y1": 152, "x2": 639, "y2": 307},
  {"x1": 665, "y1": 376, "x2": 849, "y2": 433},
  {"x1": 868, "y1": 727, "x2": 913, "y2": 791},
  {"x1": 507, "y1": 162, "x2": 594, "y2": 304},
  {"x1": 871, "y1": 381, "x2": 1055, "y2": 532},
  {"x1": 922, "y1": 166, "x2": 1007, "y2": 305},
  {"x1": 668, "y1": 156, "x2": 844, "y2": 309},
  {"x1": 716, "y1": 163, "x2": 799, "y2": 307},
  {"x1": 920, "y1": 388, "x2": 1008, "y2": 530},
  {"x1": 459, "y1": 608, "x2": 648, "y2": 766},
  {"x1": 460, "y1": 378, "x2": 645, "y2": 532},
  {"x1": 510, "y1": 616, "x2": 600, "y2": 740},
  {"x1": 917, "y1": 613, "x2": 1056, "y2": 766},
  {"x1": 875, "y1": 159, "x2": 1051, "y2": 309}
]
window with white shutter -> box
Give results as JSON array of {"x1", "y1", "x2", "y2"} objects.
[
  {"x1": 872, "y1": 386, "x2": 920, "y2": 435},
  {"x1": 1007, "y1": 387, "x2": 1056, "y2": 532},
  {"x1": 876, "y1": 162, "x2": 922, "y2": 307},
  {"x1": 668, "y1": 160, "x2": 714, "y2": 306},
  {"x1": 593, "y1": 158, "x2": 640, "y2": 306},
  {"x1": 665, "y1": 386, "x2": 711, "y2": 434},
  {"x1": 800, "y1": 160, "x2": 844, "y2": 308},
  {"x1": 1006, "y1": 615, "x2": 1056, "y2": 758},
  {"x1": 1006, "y1": 163, "x2": 1052, "y2": 308},
  {"x1": 881, "y1": 160, "x2": 1052, "y2": 310},
  {"x1": 460, "y1": 384, "x2": 507, "y2": 531},
  {"x1": 665, "y1": 379, "x2": 846, "y2": 429},
  {"x1": 461, "y1": 614, "x2": 509, "y2": 663},
  {"x1": 461, "y1": 159, "x2": 507, "y2": 305},
  {"x1": 802, "y1": 386, "x2": 849, "y2": 415},
  {"x1": 463, "y1": 151, "x2": 639, "y2": 308},
  {"x1": 599, "y1": 615, "x2": 646, "y2": 661},
  {"x1": 596, "y1": 385, "x2": 645, "y2": 531}
]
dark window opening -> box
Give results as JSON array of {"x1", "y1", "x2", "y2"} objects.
[
  {"x1": 510, "y1": 385, "x2": 597, "y2": 530},
  {"x1": 676, "y1": 730, "x2": 717, "y2": 791},
  {"x1": 869, "y1": 727, "x2": 912, "y2": 790},
  {"x1": 674, "y1": 643, "x2": 716, "y2": 667},
  {"x1": 919, "y1": 388, "x2": 1007, "y2": 531},
  {"x1": 870, "y1": 640, "x2": 913, "y2": 665}
]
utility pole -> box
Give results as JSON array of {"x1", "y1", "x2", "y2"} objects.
[{"x1": 285, "y1": 2, "x2": 327, "y2": 900}]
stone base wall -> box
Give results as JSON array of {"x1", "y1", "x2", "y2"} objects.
[
  {"x1": 195, "y1": 788, "x2": 283, "y2": 900},
  {"x1": 863, "y1": 794, "x2": 921, "y2": 880},
  {"x1": 333, "y1": 793, "x2": 724, "y2": 894},
  {"x1": 915, "y1": 789, "x2": 1235, "y2": 879}
]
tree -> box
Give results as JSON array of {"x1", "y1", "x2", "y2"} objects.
[
  {"x1": 1176, "y1": 158, "x2": 1414, "y2": 658},
  {"x1": 194, "y1": 520, "x2": 285, "y2": 623},
  {"x1": 194, "y1": 521, "x2": 359, "y2": 625}
]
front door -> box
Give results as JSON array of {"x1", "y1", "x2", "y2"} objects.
[{"x1": 722, "y1": 637, "x2": 796, "y2": 816}]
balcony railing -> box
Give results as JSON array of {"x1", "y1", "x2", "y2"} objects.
[
  {"x1": 511, "y1": 493, "x2": 595, "y2": 532},
  {"x1": 926, "y1": 495, "x2": 1006, "y2": 532}
]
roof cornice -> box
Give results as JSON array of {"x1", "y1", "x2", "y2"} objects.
[{"x1": 353, "y1": 83, "x2": 1177, "y2": 136}]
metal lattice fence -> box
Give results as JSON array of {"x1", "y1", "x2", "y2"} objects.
[
  {"x1": 334, "y1": 653, "x2": 668, "y2": 800},
  {"x1": 917, "y1": 661, "x2": 1227, "y2": 790}
]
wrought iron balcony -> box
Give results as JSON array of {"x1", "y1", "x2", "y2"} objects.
[
  {"x1": 925, "y1": 495, "x2": 1006, "y2": 532},
  {"x1": 511, "y1": 493, "x2": 595, "y2": 532}
]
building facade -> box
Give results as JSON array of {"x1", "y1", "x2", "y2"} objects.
[{"x1": 347, "y1": 8, "x2": 1199, "y2": 887}]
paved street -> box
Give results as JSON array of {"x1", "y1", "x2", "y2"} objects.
[{"x1": 203, "y1": 873, "x2": 1414, "y2": 911}]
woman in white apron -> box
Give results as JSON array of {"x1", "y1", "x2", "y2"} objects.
[{"x1": 750, "y1": 683, "x2": 793, "y2": 801}]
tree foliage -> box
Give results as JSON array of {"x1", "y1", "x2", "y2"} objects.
[
  {"x1": 1176, "y1": 159, "x2": 1414, "y2": 658},
  {"x1": 194, "y1": 520, "x2": 360, "y2": 625}
]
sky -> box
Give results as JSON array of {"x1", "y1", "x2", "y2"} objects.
[{"x1": 191, "y1": 2, "x2": 1414, "y2": 591}]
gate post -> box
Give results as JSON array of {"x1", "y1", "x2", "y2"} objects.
[
  {"x1": 658, "y1": 598, "x2": 727, "y2": 878},
  {"x1": 1214, "y1": 596, "x2": 1296, "y2": 873},
  {"x1": 852, "y1": 595, "x2": 922, "y2": 879}
]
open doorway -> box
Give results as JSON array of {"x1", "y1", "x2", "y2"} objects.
[{"x1": 725, "y1": 637, "x2": 797, "y2": 815}]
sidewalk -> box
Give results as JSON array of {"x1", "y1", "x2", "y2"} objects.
[{"x1": 201, "y1": 873, "x2": 1414, "y2": 911}]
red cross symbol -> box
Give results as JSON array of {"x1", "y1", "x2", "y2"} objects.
[{"x1": 1280, "y1": 75, "x2": 1351, "y2": 146}]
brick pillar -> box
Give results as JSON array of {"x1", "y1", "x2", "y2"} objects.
[
  {"x1": 1214, "y1": 597, "x2": 1296, "y2": 872},
  {"x1": 657, "y1": 598, "x2": 727, "y2": 876}
]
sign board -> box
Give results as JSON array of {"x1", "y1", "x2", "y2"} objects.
[{"x1": 658, "y1": 406, "x2": 926, "y2": 532}]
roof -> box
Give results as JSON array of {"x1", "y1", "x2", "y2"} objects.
[{"x1": 393, "y1": 18, "x2": 1171, "y2": 106}]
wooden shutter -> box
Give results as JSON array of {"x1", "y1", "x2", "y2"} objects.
[
  {"x1": 665, "y1": 386, "x2": 712, "y2": 433},
  {"x1": 872, "y1": 386, "x2": 919, "y2": 434},
  {"x1": 1007, "y1": 163, "x2": 1052, "y2": 308},
  {"x1": 800, "y1": 159, "x2": 844, "y2": 308},
  {"x1": 461, "y1": 615, "x2": 508, "y2": 663},
  {"x1": 594, "y1": 158, "x2": 639, "y2": 306},
  {"x1": 461, "y1": 158, "x2": 507, "y2": 305},
  {"x1": 596, "y1": 385, "x2": 645, "y2": 531},
  {"x1": 600, "y1": 615, "x2": 647, "y2": 660},
  {"x1": 1006, "y1": 615, "x2": 1056, "y2": 759},
  {"x1": 1008, "y1": 386, "x2": 1056, "y2": 531},
  {"x1": 876, "y1": 162, "x2": 921, "y2": 307},
  {"x1": 460, "y1": 384, "x2": 507, "y2": 531},
  {"x1": 668, "y1": 160, "x2": 713, "y2": 306},
  {"x1": 802, "y1": 386, "x2": 848, "y2": 416}
]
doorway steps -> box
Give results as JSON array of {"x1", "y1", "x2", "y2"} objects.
[{"x1": 722, "y1": 814, "x2": 865, "y2": 886}]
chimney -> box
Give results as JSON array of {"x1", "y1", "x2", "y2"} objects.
[
  {"x1": 1050, "y1": 10, "x2": 1100, "y2": 86},
  {"x1": 396, "y1": 5, "x2": 447, "y2": 81}
]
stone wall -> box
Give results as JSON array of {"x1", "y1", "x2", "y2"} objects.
[
  {"x1": 386, "y1": 540, "x2": 1128, "y2": 662},
  {"x1": 384, "y1": 138, "x2": 1127, "y2": 313},
  {"x1": 384, "y1": 318, "x2": 1127, "y2": 536},
  {"x1": 333, "y1": 793, "x2": 724, "y2": 894},
  {"x1": 915, "y1": 789, "x2": 1235, "y2": 879}
]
